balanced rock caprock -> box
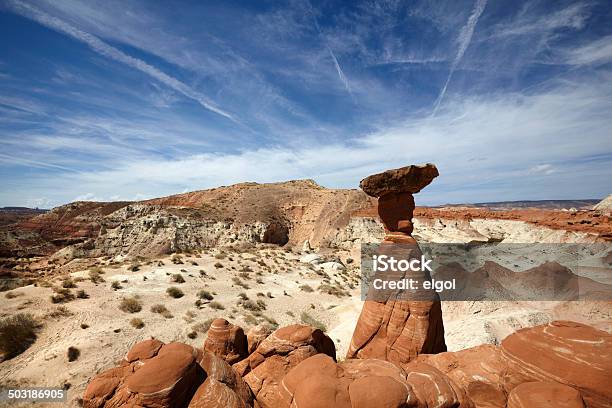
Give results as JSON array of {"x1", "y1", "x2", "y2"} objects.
[{"x1": 347, "y1": 163, "x2": 447, "y2": 365}]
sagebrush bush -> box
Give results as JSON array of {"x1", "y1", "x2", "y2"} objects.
[
  {"x1": 119, "y1": 297, "x2": 142, "y2": 313},
  {"x1": 197, "y1": 290, "x2": 214, "y2": 300},
  {"x1": 50, "y1": 287, "x2": 75, "y2": 303},
  {"x1": 67, "y1": 346, "x2": 80, "y2": 362},
  {"x1": 166, "y1": 287, "x2": 184, "y2": 298},
  {"x1": 300, "y1": 311, "x2": 327, "y2": 332},
  {"x1": 130, "y1": 318, "x2": 144, "y2": 329},
  {"x1": 0, "y1": 313, "x2": 39, "y2": 359},
  {"x1": 171, "y1": 274, "x2": 185, "y2": 283},
  {"x1": 151, "y1": 304, "x2": 173, "y2": 318},
  {"x1": 208, "y1": 301, "x2": 224, "y2": 310}
]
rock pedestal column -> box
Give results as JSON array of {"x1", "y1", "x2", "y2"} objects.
[{"x1": 346, "y1": 163, "x2": 447, "y2": 365}]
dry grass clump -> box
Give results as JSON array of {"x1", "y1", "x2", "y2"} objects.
[
  {"x1": 119, "y1": 296, "x2": 142, "y2": 313},
  {"x1": 89, "y1": 269, "x2": 105, "y2": 283},
  {"x1": 171, "y1": 254, "x2": 184, "y2": 264},
  {"x1": 300, "y1": 311, "x2": 327, "y2": 332},
  {"x1": 166, "y1": 287, "x2": 184, "y2": 298},
  {"x1": 151, "y1": 304, "x2": 173, "y2": 318},
  {"x1": 0, "y1": 313, "x2": 39, "y2": 359},
  {"x1": 130, "y1": 318, "x2": 145, "y2": 329},
  {"x1": 4, "y1": 291, "x2": 22, "y2": 299},
  {"x1": 232, "y1": 277, "x2": 250, "y2": 289},
  {"x1": 67, "y1": 346, "x2": 80, "y2": 362},
  {"x1": 46, "y1": 306, "x2": 72, "y2": 319},
  {"x1": 111, "y1": 281, "x2": 122, "y2": 290},
  {"x1": 318, "y1": 283, "x2": 348, "y2": 297},
  {"x1": 76, "y1": 289, "x2": 88, "y2": 299},
  {"x1": 61, "y1": 278, "x2": 77, "y2": 288},
  {"x1": 171, "y1": 274, "x2": 185, "y2": 283},
  {"x1": 128, "y1": 263, "x2": 140, "y2": 272},
  {"x1": 50, "y1": 287, "x2": 75, "y2": 303},
  {"x1": 208, "y1": 301, "x2": 225, "y2": 310},
  {"x1": 240, "y1": 299, "x2": 266, "y2": 312},
  {"x1": 299, "y1": 284, "x2": 314, "y2": 292},
  {"x1": 214, "y1": 262, "x2": 223, "y2": 269},
  {"x1": 197, "y1": 290, "x2": 214, "y2": 300}
]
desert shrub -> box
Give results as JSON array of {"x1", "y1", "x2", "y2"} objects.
[
  {"x1": 151, "y1": 304, "x2": 173, "y2": 318},
  {"x1": 300, "y1": 311, "x2": 327, "y2": 332},
  {"x1": 192, "y1": 318, "x2": 214, "y2": 334},
  {"x1": 299, "y1": 284, "x2": 314, "y2": 292},
  {"x1": 187, "y1": 331, "x2": 197, "y2": 339},
  {"x1": 80, "y1": 323, "x2": 89, "y2": 329},
  {"x1": 171, "y1": 274, "x2": 185, "y2": 283},
  {"x1": 214, "y1": 252, "x2": 226, "y2": 260},
  {"x1": 76, "y1": 289, "x2": 88, "y2": 299},
  {"x1": 119, "y1": 297, "x2": 142, "y2": 313},
  {"x1": 197, "y1": 290, "x2": 213, "y2": 300},
  {"x1": 61, "y1": 278, "x2": 77, "y2": 288},
  {"x1": 241, "y1": 299, "x2": 264, "y2": 312},
  {"x1": 244, "y1": 314, "x2": 258, "y2": 325},
  {"x1": 237, "y1": 292, "x2": 249, "y2": 300},
  {"x1": 232, "y1": 277, "x2": 249, "y2": 289},
  {"x1": 256, "y1": 278, "x2": 264, "y2": 284},
  {"x1": 111, "y1": 281, "x2": 122, "y2": 290},
  {"x1": 171, "y1": 254, "x2": 184, "y2": 264},
  {"x1": 89, "y1": 269, "x2": 105, "y2": 283},
  {"x1": 130, "y1": 318, "x2": 145, "y2": 329},
  {"x1": 318, "y1": 284, "x2": 347, "y2": 297},
  {"x1": 4, "y1": 291, "x2": 22, "y2": 299},
  {"x1": 67, "y1": 346, "x2": 80, "y2": 362},
  {"x1": 214, "y1": 262, "x2": 223, "y2": 269},
  {"x1": 0, "y1": 313, "x2": 39, "y2": 359},
  {"x1": 238, "y1": 272, "x2": 251, "y2": 280},
  {"x1": 285, "y1": 311, "x2": 295, "y2": 317},
  {"x1": 262, "y1": 315, "x2": 278, "y2": 328},
  {"x1": 128, "y1": 263, "x2": 140, "y2": 272},
  {"x1": 89, "y1": 266, "x2": 105, "y2": 275},
  {"x1": 166, "y1": 287, "x2": 184, "y2": 298},
  {"x1": 208, "y1": 301, "x2": 225, "y2": 310},
  {"x1": 50, "y1": 287, "x2": 75, "y2": 303},
  {"x1": 190, "y1": 260, "x2": 198, "y2": 266},
  {"x1": 46, "y1": 306, "x2": 72, "y2": 318}
]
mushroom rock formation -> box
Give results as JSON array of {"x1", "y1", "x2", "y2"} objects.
[
  {"x1": 506, "y1": 381, "x2": 586, "y2": 408},
  {"x1": 414, "y1": 344, "x2": 507, "y2": 408},
  {"x1": 347, "y1": 163, "x2": 446, "y2": 365},
  {"x1": 233, "y1": 324, "x2": 336, "y2": 408},
  {"x1": 278, "y1": 354, "x2": 419, "y2": 408},
  {"x1": 83, "y1": 341, "x2": 204, "y2": 408},
  {"x1": 501, "y1": 320, "x2": 612, "y2": 408},
  {"x1": 189, "y1": 351, "x2": 253, "y2": 408},
  {"x1": 204, "y1": 318, "x2": 248, "y2": 365},
  {"x1": 245, "y1": 324, "x2": 273, "y2": 355}
]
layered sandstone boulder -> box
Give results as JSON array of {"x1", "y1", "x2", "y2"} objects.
[
  {"x1": 414, "y1": 344, "x2": 507, "y2": 407},
  {"x1": 203, "y1": 318, "x2": 248, "y2": 364},
  {"x1": 501, "y1": 320, "x2": 612, "y2": 408},
  {"x1": 83, "y1": 339, "x2": 250, "y2": 408},
  {"x1": 278, "y1": 354, "x2": 419, "y2": 407},
  {"x1": 83, "y1": 340, "x2": 204, "y2": 408},
  {"x1": 507, "y1": 382, "x2": 586, "y2": 408},
  {"x1": 245, "y1": 324, "x2": 273, "y2": 354},
  {"x1": 347, "y1": 163, "x2": 446, "y2": 365},
  {"x1": 233, "y1": 324, "x2": 336, "y2": 408}
]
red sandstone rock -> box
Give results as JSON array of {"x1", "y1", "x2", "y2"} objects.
[
  {"x1": 233, "y1": 324, "x2": 336, "y2": 408},
  {"x1": 189, "y1": 351, "x2": 253, "y2": 408},
  {"x1": 204, "y1": 318, "x2": 248, "y2": 365},
  {"x1": 279, "y1": 354, "x2": 418, "y2": 408},
  {"x1": 501, "y1": 320, "x2": 612, "y2": 408},
  {"x1": 415, "y1": 344, "x2": 507, "y2": 408},
  {"x1": 246, "y1": 324, "x2": 272, "y2": 355},
  {"x1": 359, "y1": 163, "x2": 439, "y2": 197},
  {"x1": 507, "y1": 381, "x2": 585, "y2": 408},
  {"x1": 403, "y1": 361, "x2": 474, "y2": 408},
  {"x1": 377, "y1": 192, "x2": 415, "y2": 232},
  {"x1": 83, "y1": 340, "x2": 204, "y2": 408}
]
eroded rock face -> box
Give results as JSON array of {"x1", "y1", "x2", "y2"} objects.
[
  {"x1": 246, "y1": 324, "x2": 273, "y2": 355},
  {"x1": 83, "y1": 341, "x2": 204, "y2": 408},
  {"x1": 501, "y1": 320, "x2": 612, "y2": 408},
  {"x1": 507, "y1": 381, "x2": 585, "y2": 408},
  {"x1": 279, "y1": 354, "x2": 418, "y2": 408},
  {"x1": 203, "y1": 318, "x2": 248, "y2": 365},
  {"x1": 233, "y1": 324, "x2": 336, "y2": 408},
  {"x1": 359, "y1": 163, "x2": 439, "y2": 197}
]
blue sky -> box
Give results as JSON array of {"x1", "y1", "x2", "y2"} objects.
[{"x1": 0, "y1": 0, "x2": 611, "y2": 208}]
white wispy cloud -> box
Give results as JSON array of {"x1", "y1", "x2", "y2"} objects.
[
  {"x1": 432, "y1": 0, "x2": 487, "y2": 115},
  {"x1": 6, "y1": 74, "x2": 610, "y2": 207},
  {"x1": 5, "y1": 0, "x2": 235, "y2": 121},
  {"x1": 565, "y1": 35, "x2": 612, "y2": 66}
]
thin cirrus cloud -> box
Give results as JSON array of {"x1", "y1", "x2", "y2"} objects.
[{"x1": 4, "y1": 0, "x2": 235, "y2": 121}]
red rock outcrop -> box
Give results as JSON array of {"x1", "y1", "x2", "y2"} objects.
[
  {"x1": 245, "y1": 324, "x2": 273, "y2": 355},
  {"x1": 203, "y1": 318, "x2": 248, "y2": 365},
  {"x1": 233, "y1": 324, "x2": 336, "y2": 408},
  {"x1": 414, "y1": 344, "x2": 507, "y2": 407},
  {"x1": 506, "y1": 381, "x2": 586, "y2": 408},
  {"x1": 501, "y1": 320, "x2": 612, "y2": 408},
  {"x1": 83, "y1": 341, "x2": 204, "y2": 407},
  {"x1": 83, "y1": 338, "x2": 251, "y2": 408},
  {"x1": 278, "y1": 354, "x2": 419, "y2": 407},
  {"x1": 347, "y1": 164, "x2": 447, "y2": 365}
]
